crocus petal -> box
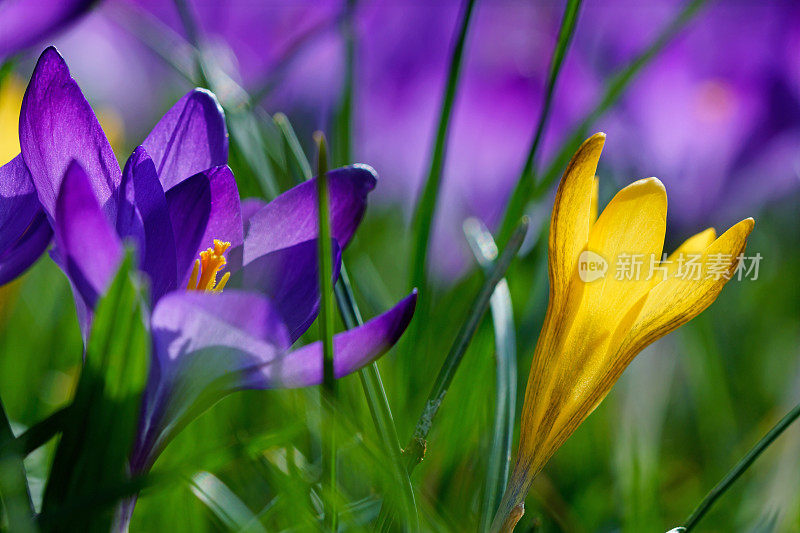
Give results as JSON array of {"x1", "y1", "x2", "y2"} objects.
[
  {"x1": 165, "y1": 166, "x2": 243, "y2": 286},
  {"x1": 0, "y1": 212, "x2": 51, "y2": 286},
  {"x1": 620, "y1": 218, "x2": 754, "y2": 363},
  {"x1": 241, "y1": 290, "x2": 418, "y2": 389},
  {"x1": 240, "y1": 239, "x2": 342, "y2": 342},
  {"x1": 54, "y1": 161, "x2": 123, "y2": 307},
  {"x1": 240, "y1": 197, "x2": 266, "y2": 235},
  {"x1": 143, "y1": 89, "x2": 228, "y2": 191},
  {"x1": 244, "y1": 165, "x2": 377, "y2": 263},
  {"x1": 548, "y1": 133, "x2": 604, "y2": 305},
  {"x1": 19, "y1": 47, "x2": 121, "y2": 220},
  {"x1": 133, "y1": 290, "x2": 291, "y2": 472},
  {"x1": 658, "y1": 227, "x2": 717, "y2": 281},
  {"x1": 0, "y1": 0, "x2": 96, "y2": 59},
  {"x1": 118, "y1": 146, "x2": 178, "y2": 302},
  {"x1": 580, "y1": 177, "x2": 667, "y2": 330},
  {"x1": 0, "y1": 155, "x2": 52, "y2": 284}
]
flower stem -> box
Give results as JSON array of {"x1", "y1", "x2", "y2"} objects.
[
  {"x1": 408, "y1": 0, "x2": 476, "y2": 301},
  {"x1": 496, "y1": 0, "x2": 584, "y2": 247},
  {"x1": 680, "y1": 400, "x2": 800, "y2": 532},
  {"x1": 315, "y1": 132, "x2": 338, "y2": 532},
  {"x1": 531, "y1": 0, "x2": 708, "y2": 209}
]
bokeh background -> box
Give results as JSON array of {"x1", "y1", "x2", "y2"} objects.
[{"x1": 1, "y1": 0, "x2": 799, "y2": 531}]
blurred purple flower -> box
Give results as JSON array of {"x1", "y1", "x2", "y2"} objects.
[
  {"x1": 44, "y1": 0, "x2": 800, "y2": 279},
  {"x1": 0, "y1": 0, "x2": 99, "y2": 59},
  {"x1": 11, "y1": 48, "x2": 416, "y2": 495},
  {"x1": 580, "y1": 1, "x2": 800, "y2": 232}
]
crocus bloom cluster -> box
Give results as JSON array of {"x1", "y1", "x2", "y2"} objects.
[
  {"x1": 3, "y1": 47, "x2": 416, "y2": 492},
  {"x1": 491, "y1": 134, "x2": 754, "y2": 532}
]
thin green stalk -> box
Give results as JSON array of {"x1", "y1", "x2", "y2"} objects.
[
  {"x1": 404, "y1": 217, "x2": 528, "y2": 469},
  {"x1": 278, "y1": 113, "x2": 418, "y2": 530},
  {"x1": 463, "y1": 219, "x2": 518, "y2": 533},
  {"x1": 0, "y1": 399, "x2": 34, "y2": 520},
  {"x1": 274, "y1": 113, "x2": 313, "y2": 181},
  {"x1": 1, "y1": 406, "x2": 69, "y2": 458},
  {"x1": 315, "y1": 133, "x2": 337, "y2": 532},
  {"x1": 376, "y1": 218, "x2": 527, "y2": 532},
  {"x1": 679, "y1": 401, "x2": 800, "y2": 532},
  {"x1": 531, "y1": 0, "x2": 708, "y2": 207},
  {"x1": 497, "y1": 0, "x2": 583, "y2": 246},
  {"x1": 408, "y1": 0, "x2": 476, "y2": 295},
  {"x1": 334, "y1": 0, "x2": 356, "y2": 168},
  {"x1": 334, "y1": 270, "x2": 419, "y2": 531}
]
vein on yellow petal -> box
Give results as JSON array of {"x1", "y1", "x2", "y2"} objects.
[{"x1": 548, "y1": 132, "x2": 605, "y2": 307}]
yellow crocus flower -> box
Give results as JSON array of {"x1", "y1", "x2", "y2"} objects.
[
  {"x1": 491, "y1": 133, "x2": 754, "y2": 532},
  {"x1": 0, "y1": 76, "x2": 24, "y2": 165}
]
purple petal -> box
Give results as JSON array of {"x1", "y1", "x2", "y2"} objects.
[
  {"x1": 242, "y1": 290, "x2": 418, "y2": 389},
  {"x1": 118, "y1": 146, "x2": 178, "y2": 302},
  {"x1": 0, "y1": 1, "x2": 96, "y2": 59},
  {"x1": 240, "y1": 197, "x2": 266, "y2": 235},
  {"x1": 54, "y1": 161, "x2": 123, "y2": 307},
  {"x1": 143, "y1": 88, "x2": 228, "y2": 191},
  {"x1": 240, "y1": 239, "x2": 342, "y2": 342},
  {"x1": 165, "y1": 166, "x2": 243, "y2": 286},
  {"x1": 243, "y1": 165, "x2": 376, "y2": 263},
  {"x1": 0, "y1": 211, "x2": 51, "y2": 286},
  {"x1": 19, "y1": 47, "x2": 121, "y2": 221},
  {"x1": 0, "y1": 155, "x2": 52, "y2": 284},
  {"x1": 133, "y1": 290, "x2": 290, "y2": 472}
]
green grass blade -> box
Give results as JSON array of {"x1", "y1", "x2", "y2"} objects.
[
  {"x1": 40, "y1": 251, "x2": 149, "y2": 530},
  {"x1": 404, "y1": 217, "x2": 528, "y2": 469},
  {"x1": 678, "y1": 400, "x2": 800, "y2": 532},
  {"x1": 334, "y1": 269, "x2": 419, "y2": 531},
  {"x1": 274, "y1": 113, "x2": 313, "y2": 181},
  {"x1": 408, "y1": 0, "x2": 477, "y2": 295},
  {"x1": 463, "y1": 219, "x2": 518, "y2": 533},
  {"x1": 282, "y1": 96, "x2": 417, "y2": 527},
  {"x1": 333, "y1": 0, "x2": 356, "y2": 168},
  {"x1": 1, "y1": 406, "x2": 69, "y2": 459},
  {"x1": 0, "y1": 401, "x2": 35, "y2": 529},
  {"x1": 497, "y1": 0, "x2": 583, "y2": 246},
  {"x1": 315, "y1": 133, "x2": 338, "y2": 532},
  {"x1": 189, "y1": 471, "x2": 267, "y2": 533},
  {"x1": 532, "y1": 0, "x2": 708, "y2": 204}
]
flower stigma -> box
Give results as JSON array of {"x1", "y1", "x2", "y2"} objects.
[{"x1": 187, "y1": 239, "x2": 231, "y2": 292}]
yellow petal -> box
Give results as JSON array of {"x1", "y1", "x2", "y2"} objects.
[
  {"x1": 548, "y1": 133, "x2": 605, "y2": 305},
  {"x1": 589, "y1": 176, "x2": 600, "y2": 226},
  {"x1": 653, "y1": 227, "x2": 717, "y2": 283},
  {"x1": 619, "y1": 217, "x2": 754, "y2": 365},
  {"x1": 668, "y1": 227, "x2": 717, "y2": 260},
  {"x1": 579, "y1": 177, "x2": 667, "y2": 331},
  {"x1": 0, "y1": 76, "x2": 24, "y2": 165}
]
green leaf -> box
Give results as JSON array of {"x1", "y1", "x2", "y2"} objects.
[
  {"x1": 40, "y1": 251, "x2": 149, "y2": 531},
  {"x1": 315, "y1": 133, "x2": 338, "y2": 532},
  {"x1": 189, "y1": 471, "x2": 267, "y2": 533},
  {"x1": 408, "y1": 0, "x2": 477, "y2": 296},
  {"x1": 274, "y1": 113, "x2": 313, "y2": 182},
  {"x1": 496, "y1": 0, "x2": 583, "y2": 246},
  {"x1": 463, "y1": 219, "x2": 518, "y2": 533},
  {"x1": 679, "y1": 399, "x2": 800, "y2": 532}
]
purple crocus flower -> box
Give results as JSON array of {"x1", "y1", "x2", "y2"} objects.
[
  {"x1": 12, "y1": 47, "x2": 416, "y2": 502},
  {"x1": 0, "y1": 0, "x2": 99, "y2": 59},
  {"x1": 579, "y1": 0, "x2": 800, "y2": 232}
]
